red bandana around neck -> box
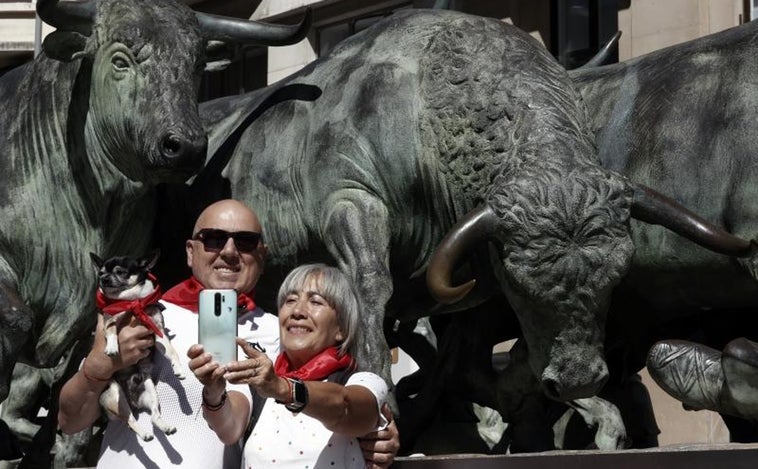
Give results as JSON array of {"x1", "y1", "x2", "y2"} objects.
[
  {"x1": 274, "y1": 346, "x2": 355, "y2": 381},
  {"x1": 95, "y1": 274, "x2": 164, "y2": 338},
  {"x1": 161, "y1": 276, "x2": 256, "y2": 314}
]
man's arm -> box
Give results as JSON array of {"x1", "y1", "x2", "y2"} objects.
[
  {"x1": 58, "y1": 315, "x2": 154, "y2": 434},
  {"x1": 359, "y1": 404, "x2": 400, "y2": 469}
]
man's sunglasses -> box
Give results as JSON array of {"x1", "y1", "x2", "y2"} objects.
[{"x1": 192, "y1": 229, "x2": 261, "y2": 253}]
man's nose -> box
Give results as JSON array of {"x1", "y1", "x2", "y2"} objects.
[{"x1": 219, "y1": 236, "x2": 238, "y2": 255}]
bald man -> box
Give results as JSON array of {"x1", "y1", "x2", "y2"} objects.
[{"x1": 59, "y1": 200, "x2": 398, "y2": 468}]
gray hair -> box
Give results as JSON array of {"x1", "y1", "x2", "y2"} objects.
[{"x1": 276, "y1": 264, "x2": 359, "y2": 356}]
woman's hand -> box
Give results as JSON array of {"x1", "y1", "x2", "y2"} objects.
[
  {"x1": 224, "y1": 338, "x2": 290, "y2": 401},
  {"x1": 187, "y1": 344, "x2": 227, "y2": 400}
]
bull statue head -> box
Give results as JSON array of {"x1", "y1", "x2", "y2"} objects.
[
  {"x1": 0, "y1": 0, "x2": 312, "y2": 405},
  {"x1": 35, "y1": 0, "x2": 310, "y2": 184},
  {"x1": 428, "y1": 162, "x2": 754, "y2": 401}
]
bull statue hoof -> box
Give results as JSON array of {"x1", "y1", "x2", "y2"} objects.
[{"x1": 646, "y1": 338, "x2": 758, "y2": 420}]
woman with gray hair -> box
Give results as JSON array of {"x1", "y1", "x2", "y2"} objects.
[{"x1": 191, "y1": 263, "x2": 389, "y2": 468}]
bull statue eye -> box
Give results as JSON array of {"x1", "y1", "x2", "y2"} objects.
[{"x1": 111, "y1": 55, "x2": 130, "y2": 72}]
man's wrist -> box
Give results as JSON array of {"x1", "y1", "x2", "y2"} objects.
[
  {"x1": 81, "y1": 357, "x2": 112, "y2": 383},
  {"x1": 202, "y1": 387, "x2": 227, "y2": 410}
]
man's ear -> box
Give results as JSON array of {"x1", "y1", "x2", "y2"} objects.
[
  {"x1": 185, "y1": 240, "x2": 194, "y2": 269},
  {"x1": 42, "y1": 31, "x2": 89, "y2": 62}
]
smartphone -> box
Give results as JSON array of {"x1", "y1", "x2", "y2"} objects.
[{"x1": 198, "y1": 289, "x2": 238, "y2": 364}]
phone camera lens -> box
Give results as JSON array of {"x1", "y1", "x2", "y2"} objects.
[{"x1": 214, "y1": 292, "x2": 221, "y2": 317}]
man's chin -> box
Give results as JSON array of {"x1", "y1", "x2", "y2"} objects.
[{"x1": 208, "y1": 275, "x2": 239, "y2": 290}]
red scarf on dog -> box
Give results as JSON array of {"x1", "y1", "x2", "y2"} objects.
[
  {"x1": 161, "y1": 276, "x2": 256, "y2": 314},
  {"x1": 274, "y1": 346, "x2": 355, "y2": 381},
  {"x1": 95, "y1": 274, "x2": 164, "y2": 338}
]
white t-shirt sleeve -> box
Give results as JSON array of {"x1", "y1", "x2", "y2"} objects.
[{"x1": 345, "y1": 371, "x2": 389, "y2": 430}]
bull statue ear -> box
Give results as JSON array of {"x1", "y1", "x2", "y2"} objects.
[{"x1": 42, "y1": 30, "x2": 89, "y2": 62}]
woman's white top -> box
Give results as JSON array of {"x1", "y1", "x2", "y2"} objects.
[{"x1": 242, "y1": 371, "x2": 389, "y2": 469}]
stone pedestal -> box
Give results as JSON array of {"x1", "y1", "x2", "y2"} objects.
[{"x1": 393, "y1": 444, "x2": 758, "y2": 469}]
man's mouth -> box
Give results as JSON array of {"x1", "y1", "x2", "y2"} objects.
[{"x1": 213, "y1": 265, "x2": 240, "y2": 274}]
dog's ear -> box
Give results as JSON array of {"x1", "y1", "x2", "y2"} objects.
[
  {"x1": 90, "y1": 252, "x2": 104, "y2": 270},
  {"x1": 140, "y1": 249, "x2": 161, "y2": 271}
]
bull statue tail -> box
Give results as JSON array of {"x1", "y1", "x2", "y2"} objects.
[
  {"x1": 426, "y1": 205, "x2": 499, "y2": 304},
  {"x1": 630, "y1": 183, "x2": 757, "y2": 257}
]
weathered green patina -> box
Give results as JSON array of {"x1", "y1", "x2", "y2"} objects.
[{"x1": 0, "y1": 0, "x2": 310, "y2": 409}]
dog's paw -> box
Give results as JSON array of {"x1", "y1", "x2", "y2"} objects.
[
  {"x1": 140, "y1": 432, "x2": 155, "y2": 442},
  {"x1": 173, "y1": 369, "x2": 186, "y2": 380},
  {"x1": 104, "y1": 337, "x2": 120, "y2": 356},
  {"x1": 164, "y1": 425, "x2": 177, "y2": 435}
]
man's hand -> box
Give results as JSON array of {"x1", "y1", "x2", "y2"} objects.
[
  {"x1": 187, "y1": 343, "x2": 228, "y2": 400},
  {"x1": 358, "y1": 403, "x2": 399, "y2": 468},
  {"x1": 85, "y1": 315, "x2": 154, "y2": 380}
]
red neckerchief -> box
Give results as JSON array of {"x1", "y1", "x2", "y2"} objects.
[
  {"x1": 161, "y1": 276, "x2": 256, "y2": 313},
  {"x1": 95, "y1": 274, "x2": 164, "y2": 338},
  {"x1": 274, "y1": 346, "x2": 355, "y2": 381}
]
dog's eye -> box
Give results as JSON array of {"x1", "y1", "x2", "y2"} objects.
[{"x1": 113, "y1": 267, "x2": 126, "y2": 276}]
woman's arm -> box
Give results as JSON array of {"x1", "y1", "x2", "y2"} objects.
[
  {"x1": 297, "y1": 379, "x2": 382, "y2": 436},
  {"x1": 187, "y1": 343, "x2": 250, "y2": 444},
  {"x1": 226, "y1": 340, "x2": 385, "y2": 437},
  {"x1": 200, "y1": 389, "x2": 250, "y2": 444},
  {"x1": 58, "y1": 315, "x2": 154, "y2": 433}
]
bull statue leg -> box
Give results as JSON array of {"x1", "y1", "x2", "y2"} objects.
[
  {"x1": 0, "y1": 278, "x2": 34, "y2": 403},
  {"x1": 1, "y1": 363, "x2": 49, "y2": 443},
  {"x1": 647, "y1": 337, "x2": 758, "y2": 421},
  {"x1": 320, "y1": 191, "x2": 394, "y2": 390}
]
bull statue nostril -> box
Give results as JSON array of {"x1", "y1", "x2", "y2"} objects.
[
  {"x1": 159, "y1": 134, "x2": 207, "y2": 165},
  {"x1": 160, "y1": 133, "x2": 183, "y2": 159}
]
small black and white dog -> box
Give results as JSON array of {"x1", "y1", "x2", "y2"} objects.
[{"x1": 90, "y1": 250, "x2": 184, "y2": 441}]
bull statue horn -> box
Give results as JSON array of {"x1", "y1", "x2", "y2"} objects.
[
  {"x1": 576, "y1": 31, "x2": 622, "y2": 69},
  {"x1": 37, "y1": 0, "x2": 96, "y2": 35},
  {"x1": 631, "y1": 184, "x2": 757, "y2": 257},
  {"x1": 427, "y1": 205, "x2": 499, "y2": 304},
  {"x1": 197, "y1": 8, "x2": 312, "y2": 46}
]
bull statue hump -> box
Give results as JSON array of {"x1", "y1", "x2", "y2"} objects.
[
  {"x1": 197, "y1": 9, "x2": 630, "y2": 404},
  {"x1": 189, "y1": 9, "x2": 755, "y2": 447}
]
